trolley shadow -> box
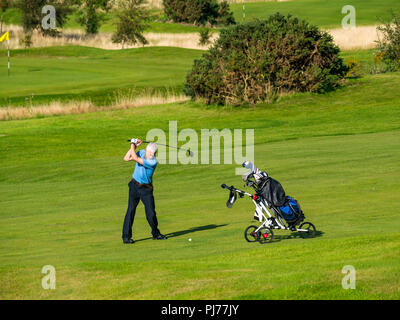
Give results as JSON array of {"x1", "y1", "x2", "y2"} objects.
[{"x1": 270, "y1": 230, "x2": 324, "y2": 243}]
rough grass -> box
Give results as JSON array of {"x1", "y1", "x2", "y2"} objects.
[
  {"x1": 0, "y1": 91, "x2": 188, "y2": 121},
  {"x1": 328, "y1": 26, "x2": 380, "y2": 50},
  {"x1": 1, "y1": 25, "x2": 217, "y2": 50}
]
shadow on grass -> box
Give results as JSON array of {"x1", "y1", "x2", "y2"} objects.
[
  {"x1": 271, "y1": 230, "x2": 324, "y2": 243},
  {"x1": 135, "y1": 224, "x2": 228, "y2": 242}
]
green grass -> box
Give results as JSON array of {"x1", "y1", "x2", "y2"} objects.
[
  {"x1": 0, "y1": 45, "x2": 383, "y2": 108},
  {"x1": 0, "y1": 48, "x2": 399, "y2": 298},
  {"x1": 231, "y1": 0, "x2": 400, "y2": 28},
  {"x1": 0, "y1": 46, "x2": 203, "y2": 107}
]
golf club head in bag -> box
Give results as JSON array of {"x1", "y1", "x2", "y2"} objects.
[{"x1": 241, "y1": 161, "x2": 268, "y2": 183}]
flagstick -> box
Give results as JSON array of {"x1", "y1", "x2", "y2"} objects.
[
  {"x1": 243, "y1": 0, "x2": 245, "y2": 22},
  {"x1": 7, "y1": 37, "x2": 10, "y2": 76}
]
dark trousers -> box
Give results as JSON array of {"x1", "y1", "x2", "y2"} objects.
[{"x1": 122, "y1": 180, "x2": 160, "y2": 239}]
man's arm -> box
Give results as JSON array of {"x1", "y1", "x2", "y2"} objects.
[
  {"x1": 123, "y1": 148, "x2": 133, "y2": 162},
  {"x1": 123, "y1": 140, "x2": 144, "y2": 165}
]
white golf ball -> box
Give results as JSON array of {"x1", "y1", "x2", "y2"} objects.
[{"x1": 188, "y1": 238, "x2": 192, "y2": 242}]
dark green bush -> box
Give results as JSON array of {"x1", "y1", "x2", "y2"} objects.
[
  {"x1": 112, "y1": 0, "x2": 150, "y2": 47},
  {"x1": 376, "y1": 11, "x2": 400, "y2": 71},
  {"x1": 184, "y1": 13, "x2": 348, "y2": 105},
  {"x1": 162, "y1": 0, "x2": 235, "y2": 26},
  {"x1": 76, "y1": 0, "x2": 110, "y2": 35},
  {"x1": 15, "y1": 0, "x2": 72, "y2": 35},
  {"x1": 215, "y1": 0, "x2": 235, "y2": 26},
  {"x1": 198, "y1": 28, "x2": 212, "y2": 46}
]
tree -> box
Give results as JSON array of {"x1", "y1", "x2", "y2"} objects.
[
  {"x1": 215, "y1": 1, "x2": 235, "y2": 26},
  {"x1": 15, "y1": 0, "x2": 73, "y2": 35},
  {"x1": 162, "y1": 0, "x2": 235, "y2": 26},
  {"x1": 112, "y1": 0, "x2": 150, "y2": 47},
  {"x1": 0, "y1": 0, "x2": 11, "y2": 34},
  {"x1": 184, "y1": 14, "x2": 348, "y2": 105},
  {"x1": 198, "y1": 28, "x2": 212, "y2": 46},
  {"x1": 376, "y1": 10, "x2": 400, "y2": 71},
  {"x1": 76, "y1": 0, "x2": 110, "y2": 35}
]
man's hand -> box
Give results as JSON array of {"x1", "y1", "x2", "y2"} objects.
[
  {"x1": 130, "y1": 138, "x2": 142, "y2": 146},
  {"x1": 124, "y1": 139, "x2": 144, "y2": 165}
]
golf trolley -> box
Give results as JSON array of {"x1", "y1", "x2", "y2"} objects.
[{"x1": 221, "y1": 173, "x2": 316, "y2": 244}]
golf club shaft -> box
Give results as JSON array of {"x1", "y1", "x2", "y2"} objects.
[{"x1": 127, "y1": 139, "x2": 193, "y2": 155}]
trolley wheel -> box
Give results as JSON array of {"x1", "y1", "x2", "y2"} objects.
[
  {"x1": 299, "y1": 222, "x2": 316, "y2": 238},
  {"x1": 258, "y1": 227, "x2": 274, "y2": 244},
  {"x1": 244, "y1": 225, "x2": 259, "y2": 242}
]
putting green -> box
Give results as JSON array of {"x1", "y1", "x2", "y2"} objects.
[{"x1": 0, "y1": 46, "x2": 203, "y2": 107}]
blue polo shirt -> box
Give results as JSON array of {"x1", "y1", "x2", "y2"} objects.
[{"x1": 132, "y1": 149, "x2": 158, "y2": 184}]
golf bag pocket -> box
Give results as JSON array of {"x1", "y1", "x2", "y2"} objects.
[{"x1": 279, "y1": 197, "x2": 300, "y2": 222}]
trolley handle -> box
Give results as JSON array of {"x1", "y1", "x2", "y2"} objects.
[
  {"x1": 221, "y1": 184, "x2": 251, "y2": 197},
  {"x1": 221, "y1": 184, "x2": 231, "y2": 190},
  {"x1": 221, "y1": 184, "x2": 239, "y2": 192}
]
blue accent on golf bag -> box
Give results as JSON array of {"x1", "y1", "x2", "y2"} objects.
[{"x1": 279, "y1": 197, "x2": 300, "y2": 222}]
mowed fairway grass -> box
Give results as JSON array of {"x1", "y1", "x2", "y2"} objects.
[
  {"x1": 0, "y1": 44, "x2": 400, "y2": 298},
  {"x1": 0, "y1": 46, "x2": 203, "y2": 107}
]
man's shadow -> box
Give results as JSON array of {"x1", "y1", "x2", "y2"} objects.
[{"x1": 135, "y1": 224, "x2": 228, "y2": 242}]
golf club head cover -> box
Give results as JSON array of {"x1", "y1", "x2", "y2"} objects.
[{"x1": 242, "y1": 161, "x2": 269, "y2": 183}]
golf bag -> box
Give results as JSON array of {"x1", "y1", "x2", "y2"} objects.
[
  {"x1": 258, "y1": 177, "x2": 304, "y2": 225},
  {"x1": 242, "y1": 161, "x2": 305, "y2": 225},
  {"x1": 258, "y1": 177, "x2": 286, "y2": 207},
  {"x1": 278, "y1": 196, "x2": 304, "y2": 224}
]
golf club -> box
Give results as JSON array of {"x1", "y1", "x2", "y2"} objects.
[{"x1": 127, "y1": 139, "x2": 194, "y2": 157}]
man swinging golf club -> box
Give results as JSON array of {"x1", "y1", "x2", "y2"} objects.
[{"x1": 122, "y1": 138, "x2": 167, "y2": 244}]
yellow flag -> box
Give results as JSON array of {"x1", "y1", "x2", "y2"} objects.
[{"x1": 0, "y1": 32, "x2": 9, "y2": 42}]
